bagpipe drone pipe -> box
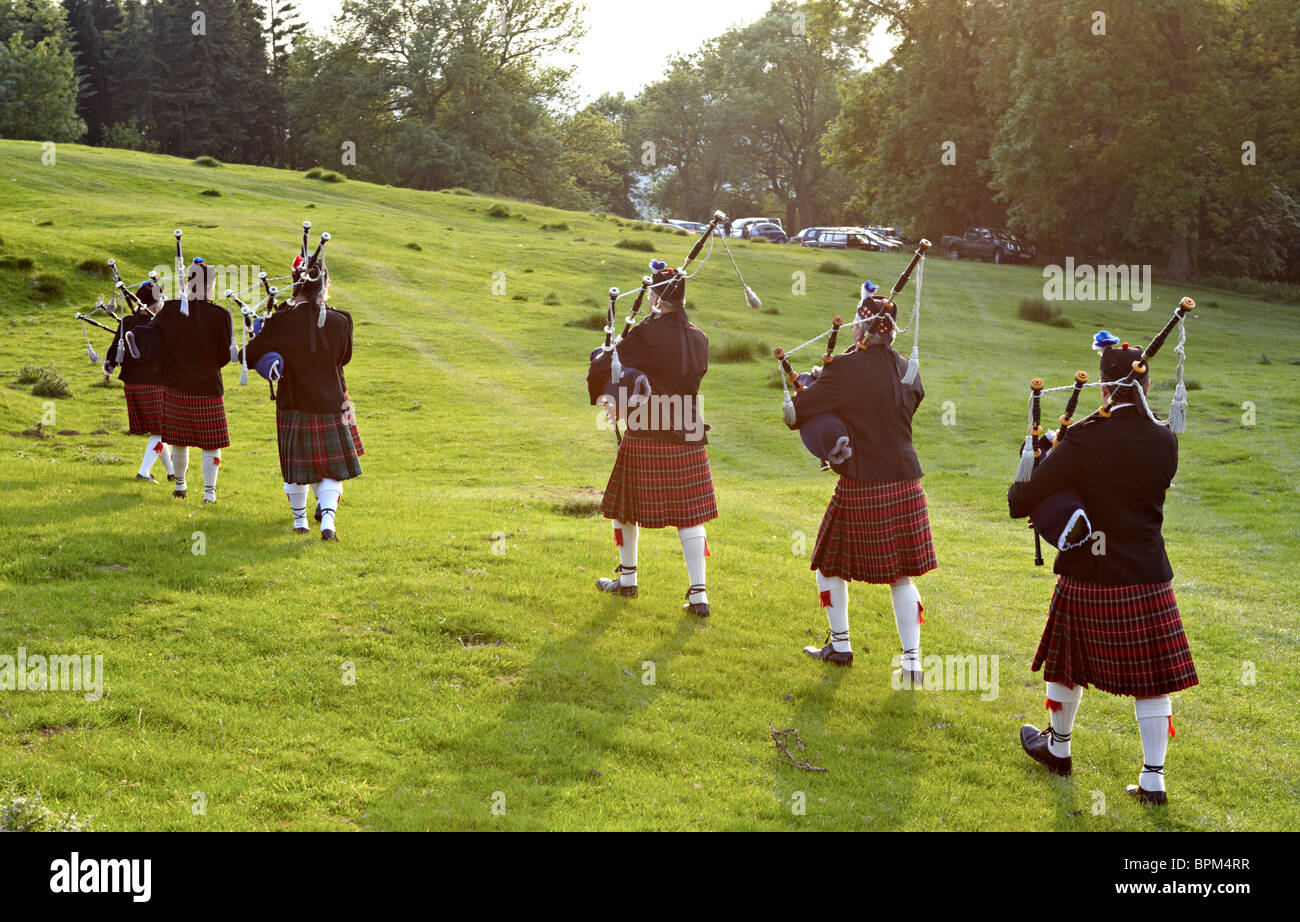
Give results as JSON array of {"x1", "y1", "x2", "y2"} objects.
[
  {"x1": 74, "y1": 256, "x2": 169, "y2": 368},
  {"x1": 587, "y1": 210, "x2": 759, "y2": 445},
  {"x1": 773, "y1": 239, "x2": 932, "y2": 473},
  {"x1": 1011, "y1": 296, "x2": 1195, "y2": 564}
]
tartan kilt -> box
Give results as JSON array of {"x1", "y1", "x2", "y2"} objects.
[
  {"x1": 810, "y1": 477, "x2": 937, "y2": 584},
  {"x1": 1033, "y1": 577, "x2": 1198, "y2": 697},
  {"x1": 124, "y1": 383, "x2": 165, "y2": 436},
  {"x1": 161, "y1": 387, "x2": 229, "y2": 450},
  {"x1": 277, "y1": 407, "x2": 364, "y2": 485},
  {"x1": 600, "y1": 433, "x2": 717, "y2": 529}
]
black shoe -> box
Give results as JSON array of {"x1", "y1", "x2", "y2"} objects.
[
  {"x1": 167, "y1": 474, "x2": 176, "y2": 482},
  {"x1": 1019, "y1": 724, "x2": 1072, "y2": 776},
  {"x1": 802, "y1": 642, "x2": 853, "y2": 666},
  {"x1": 293, "y1": 527, "x2": 309, "y2": 535},
  {"x1": 314, "y1": 503, "x2": 323, "y2": 523},
  {"x1": 172, "y1": 489, "x2": 187, "y2": 499},
  {"x1": 683, "y1": 586, "x2": 709, "y2": 617},
  {"x1": 1125, "y1": 785, "x2": 1168, "y2": 806},
  {"x1": 136, "y1": 473, "x2": 157, "y2": 483},
  {"x1": 596, "y1": 571, "x2": 638, "y2": 597},
  {"x1": 321, "y1": 529, "x2": 337, "y2": 542}
]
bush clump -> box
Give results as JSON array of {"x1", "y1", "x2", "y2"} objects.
[
  {"x1": 445, "y1": 187, "x2": 473, "y2": 196},
  {"x1": 0, "y1": 790, "x2": 92, "y2": 832},
  {"x1": 199, "y1": 188, "x2": 221, "y2": 197},
  {"x1": 1018, "y1": 297, "x2": 1072, "y2": 327},
  {"x1": 614, "y1": 238, "x2": 656, "y2": 252},
  {"x1": 564, "y1": 312, "x2": 606, "y2": 331},
  {"x1": 541, "y1": 222, "x2": 570, "y2": 231},
  {"x1": 304, "y1": 167, "x2": 324, "y2": 179},
  {"x1": 542, "y1": 293, "x2": 562, "y2": 306},
  {"x1": 31, "y1": 273, "x2": 64, "y2": 298},
  {"x1": 406, "y1": 242, "x2": 423, "y2": 251},
  {"x1": 711, "y1": 337, "x2": 768, "y2": 363},
  {"x1": 487, "y1": 203, "x2": 512, "y2": 218},
  {"x1": 31, "y1": 368, "x2": 72, "y2": 398},
  {"x1": 817, "y1": 260, "x2": 852, "y2": 275},
  {"x1": 193, "y1": 155, "x2": 222, "y2": 167},
  {"x1": 320, "y1": 171, "x2": 345, "y2": 183},
  {"x1": 76, "y1": 259, "x2": 110, "y2": 277},
  {"x1": 0, "y1": 256, "x2": 35, "y2": 271}
]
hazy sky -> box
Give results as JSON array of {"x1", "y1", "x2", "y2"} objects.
[{"x1": 291, "y1": 0, "x2": 898, "y2": 102}]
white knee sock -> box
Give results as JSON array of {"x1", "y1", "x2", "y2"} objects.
[
  {"x1": 1046, "y1": 681, "x2": 1083, "y2": 758},
  {"x1": 159, "y1": 440, "x2": 174, "y2": 476},
  {"x1": 139, "y1": 436, "x2": 164, "y2": 477},
  {"x1": 612, "y1": 519, "x2": 638, "y2": 587},
  {"x1": 201, "y1": 449, "x2": 221, "y2": 501},
  {"x1": 678, "y1": 524, "x2": 708, "y2": 605},
  {"x1": 285, "y1": 483, "x2": 310, "y2": 530},
  {"x1": 890, "y1": 577, "x2": 923, "y2": 667},
  {"x1": 815, "y1": 570, "x2": 851, "y2": 652},
  {"x1": 171, "y1": 445, "x2": 190, "y2": 490},
  {"x1": 1135, "y1": 696, "x2": 1173, "y2": 793},
  {"x1": 315, "y1": 478, "x2": 342, "y2": 532}
]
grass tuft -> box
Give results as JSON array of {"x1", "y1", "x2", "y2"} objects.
[
  {"x1": 1019, "y1": 297, "x2": 1072, "y2": 327},
  {"x1": 712, "y1": 337, "x2": 768, "y2": 363},
  {"x1": 817, "y1": 260, "x2": 852, "y2": 275},
  {"x1": 192, "y1": 155, "x2": 222, "y2": 168},
  {"x1": 487, "y1": 203, "x2": 512, "y2": 218},
  {"x1": 614, "y1": 238, "x2": 655, "y2": 252}
]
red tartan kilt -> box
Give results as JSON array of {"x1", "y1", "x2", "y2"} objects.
[
  {"x1": 277, "y1": 407, "x2": 364, "y2": 485},
  {"x1": 161, "y1": 387, "x2": 229, "y2": 450},
  {"x1": 600, "y1": 433, "x2": 718, "y2": 528},
  {"x1": 1033, "y1": 577, "x2": 1198, "y2": 697},
  {"x1": 810, "y1": 477, "x2": 937, "y2": 584},
  {"x1": 124, "y1": 383, "x2": 165, "y2": 436}
]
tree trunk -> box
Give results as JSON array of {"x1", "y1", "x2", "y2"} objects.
[{"x1": 1165, "y1": 236, "x2": 1191, "y2": 282}]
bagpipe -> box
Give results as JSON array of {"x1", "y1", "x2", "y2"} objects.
[
  {"x1": 1012, "y1": 296, "x2": 1195, "y2": 564},
  {"x1": 773, "y1": 239, "x2": 932, "y2": 472},
  {"x1": 589, "y1": 209, "x2": 760, "y2": 445},
  {"x1": 225, "y1": 221, "x2": 332, "y2": 399},
  {"x1": 73, "y1": 256, "x2": 168, "y2": 368}
]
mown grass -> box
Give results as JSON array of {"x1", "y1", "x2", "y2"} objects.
[{"x1": 0, "y1": 140, "x2": 1296, "y2": 831}]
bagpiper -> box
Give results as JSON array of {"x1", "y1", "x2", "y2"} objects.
[
  {"x1": 243, "y1": 229, "x2": 362, "y2": 541},
  {"x1": 1008, "y1": 324, "x2": 1198, "y2": 806},
  {"x1": 104, "y1": 280, "x2": 174, "y2": 484},
  {"x1": 128, "y1": 236, "x2": 233, "y2": 503},
  {"x1": 586, "y1": 260, "x2": 717, "y2": 616},
  {"x1": 787, "y1": 283, "x2": 937, "y2": 677}
]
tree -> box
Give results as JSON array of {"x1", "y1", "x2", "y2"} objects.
[{"x1": 0, "y1": 0, "x2": 85, "y2": 141}]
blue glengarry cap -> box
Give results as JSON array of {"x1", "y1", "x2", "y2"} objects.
[
  {"x1": 861, "y1": 280, "x2": 879, "y2": 298},
  {"x1": 1093, "y1": 330, "x2": 1121, "y2": 352},
  {"x1": 649, "y1": 259, "x2": 667, "y2": 272}
]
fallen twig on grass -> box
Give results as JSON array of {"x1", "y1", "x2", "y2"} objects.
[{"x1": 769, "y1": 724, "x2": 828, "y2": 772}]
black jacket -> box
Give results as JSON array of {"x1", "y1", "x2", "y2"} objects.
[
  {"x1": 587, "y1": 308, "x2": 709, "y2": 444},
  {"x1": 790, "y1": 345, "x2": 924, "y2": 482},
  {"x1": 146, "y1": 299, "x2": 232, "y2": 396},
  {"x1": 243, "y1": 302, "x2": 354, "y2": 414},
  {"x1": 106, "y1": 309, "x2": 161, "y2": 385},
  {"x1": 1008, "y1": 407, "x2": 1178, "y2": 585}
]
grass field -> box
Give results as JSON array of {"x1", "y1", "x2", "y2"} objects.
[{"x1": 0, "y1": 140, "x2": 1296, "y2": 831}]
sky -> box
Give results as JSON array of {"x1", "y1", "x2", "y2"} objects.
[{"x1": 291, "y1": 0, "x2": 899, "y2": 102}]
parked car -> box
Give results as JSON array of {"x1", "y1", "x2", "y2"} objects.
[
  {"x1": 801, "y1": 227, "x2": 892, "y2": 251},
  {"x1": 747, "y1": 222, "x2": 789, "y2": 244},
  {"x1": 939, "y1": 227, "x2": 1036, "y2": 263},
  {"x1": 732, "y1": 217, "x2": 784, "y2": 238},
  {"x1": 789, "y1": 227, "x2": 820, "y2": 245}
]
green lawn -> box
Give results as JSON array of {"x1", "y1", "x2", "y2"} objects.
[{"x1": 0, "y1": 140, "x2": 1295, "y2": 830}]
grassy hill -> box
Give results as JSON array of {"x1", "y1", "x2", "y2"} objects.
[{"x1": 0, "y1": 140, "x2": 1296, "y2": 830}]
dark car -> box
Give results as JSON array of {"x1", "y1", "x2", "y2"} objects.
[
  {"x1": 801, "y1": 227, "x2": 889, "y2": 251},
  {"x1": 748, "y1": 222, "x2": 789, "y2": 244},
  {"x1": 939, "y1": 226, "x2": 1036, "y2": 263}
]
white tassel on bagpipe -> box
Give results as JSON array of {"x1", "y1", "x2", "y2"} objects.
[
  {"x1": 1014, "y1": 433, "x2": 1036, "y2": 482},
  {"x1": 1167, "y1": 318, "x2": 1188, "y2": 434},
  {"x1": 80, "y1": 319, "x2": 100, "y2": 364},
  {"x1": 175, "y1": 230, "x2": 189, "y2": 317},
  {"x1": 900, "y1": 253, "x2": 924, "y2": 385}
]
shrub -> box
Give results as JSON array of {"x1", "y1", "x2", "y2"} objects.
[
  {"x1": 614, "y1": 238, "x2": 655, "y2": 252},
  {"x1": 1195, "y1": 274, "x2": 1300, "y2": 305},
  {"x1": 554, "y1": 498, "x2": 602, "y2": 518},
  {"x1": 444, "y1": 187, "x2": 473, "y2": 196},
  {"x1": 0, "y1": 256, "x2": 35, "y2": 271},
  {"x1": 193, "y1": 156, "x2": 222, "y2": 167},
  {"x1": 712, "y1": 337, "x2": 768, "y2": 363},
  {"x1": 31, "y1": 369, "x2": 71, "y2": 398},
  {"x1": 0, "y1": 790, "x2": 92, "y2": 832},
  {"x1": 76, "y1": 259, "x2": 110, "y2": 277},
  {"x1": 304, "y1": 168, "x2": 324, "y2": 179},
  {"x1": 199, "y1": 188, "x2": 221, "y2": 197},
  {"x1": 487, "y1": 203, "x2": 512, "y2": 218},
  {"x1": 17, "y1": 364, "x2": 45, "y2": 384},
  {"x1": 1018, "y1": 297, "x2": 1071, "y2": 327},
  {"x1": 564, "y1": 312, "x2": 606, "y2": 330},
  {"x1": 405, "y1": 242, "x2": 423, "y2": 251},
  {"x1": 818, "y1": 260, "x2": 852, "y2": 275},
  {"x1": 320, "y1": 171, "x2": 345, "y2": 183},
  {"x1": 31, "y1": 273, "x2": 64, "y2": 297}
]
